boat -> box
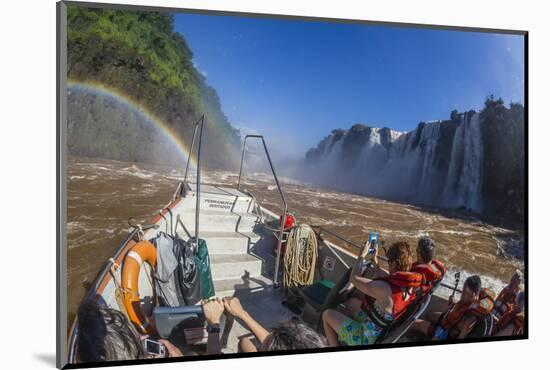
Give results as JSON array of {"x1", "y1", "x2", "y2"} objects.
[{"x1": 67, "y1": 116, "x2": 494, "y2": 363}]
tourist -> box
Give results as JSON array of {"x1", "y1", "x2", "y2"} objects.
[
  {"x1": 493, "y1": 291, "x2": 525, "y2": 336},
  {"x1": 222, "y1": 296, "x2": 326, "y2": 352},
  {"x1": 412, "y1": 275, "x2": 484, "y2": 340},
  {"x1": 412, "y1": 237, "x2": 446, "y2": 294},
  {"x1": 76, "y1": 298, "x2": 225, "y2": 362},
  {"x1": 493, "y1": 271, "x2": 522, "y2": 319},
  {"x1": 322, "y1": 241, "x2": 420, "y2": 346}
]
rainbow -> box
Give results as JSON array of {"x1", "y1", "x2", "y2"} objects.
[{"x1": 67, "y1": 80, "x2": 198, "y2": 170}]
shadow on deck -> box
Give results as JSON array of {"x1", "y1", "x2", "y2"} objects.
[{"x1": 221, "y1": 224, "x2": 296, "y2": 353}]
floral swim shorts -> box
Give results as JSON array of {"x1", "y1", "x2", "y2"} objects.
[{"x1": 337, "y1": 310, "x2": 387, "y2": 346}]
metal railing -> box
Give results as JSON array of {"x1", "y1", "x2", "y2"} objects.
[
  {"x1": 183, "y1": 115, "x2": 205, "y2": 185},
  {"x1": 311, "y1": 225, "x2": 461, "y2": 293},
  {"x1": 237, "y1": 135, "x2": 288, "y2": 288},
  {"x1": 182, "y1": 114, "x2": 205, "y2": 248}
]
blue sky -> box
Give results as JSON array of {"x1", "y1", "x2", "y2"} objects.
[{"x1": 173, "y1": 13, "x2": 524, "y2": 157}]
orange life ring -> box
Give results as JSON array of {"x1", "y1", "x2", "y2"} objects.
[{"x1": 121, "y1": 240, "x2": 157, "y2": 334}]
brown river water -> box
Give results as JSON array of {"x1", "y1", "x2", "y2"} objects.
[{"x1": 67, "y1": 157, "x2": 525, "y2": 328}]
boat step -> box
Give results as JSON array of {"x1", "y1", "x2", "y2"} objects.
[
  {"x1": 198, "y1": 231, "x2": 257, "y2": 254},
  {"x1": 209, "y1": 253, "x2": 263, "y2": 280},
  {"x1": 176, "y1": 209, "x2": 260, "y2": 234},
  {"x1": 186, "y1": 183, "x2": 250, "y2": 197},
  {"x1": 213, "y1": 275, "x2": 273, "y2": 298}
]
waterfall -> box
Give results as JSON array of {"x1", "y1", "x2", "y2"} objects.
[
  {"x1": 314, "y1": 133, "x2": 346, "y2": 188},
  {"x1": 322, "y1": 135, "x2": 336, "y2": 156},
  {"x1": 351, "y1": 128, "x2": 388, "y2": 194},
  {"x1": 418, "y1": 121, "x2": 442, "y2": 202},
  {"x1": 444, "y1": 113, "x2": 483, "y2": 212},
  {"x1": 304, "y1": 112, "x2": 485, "y2": 212}
]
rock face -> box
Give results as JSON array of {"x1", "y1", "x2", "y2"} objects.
[{"x1": 304, "y1": 101, "x2": 525, "y2": 221}]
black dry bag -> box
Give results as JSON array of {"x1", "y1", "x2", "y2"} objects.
[{"x1": 173, "y1": 237, "x2": 202, "y2": 305}]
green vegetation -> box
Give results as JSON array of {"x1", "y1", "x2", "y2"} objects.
[
  {"x1": 67, "y1": 6, "x2": 241, "y2": 168},
  {"x1": 480, "y1": 96, "x2": 525, "y2": 220},
  {"x1": 450, "y1": 109, "x2": 459, "y2": 122}
]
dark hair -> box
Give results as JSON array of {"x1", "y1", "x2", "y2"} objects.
[
  {"x1": 77, "y1": 300, "x2": 145, "y2": 363},
  {"x1": 265, "y1": 320, "x2": 326, "y2": 351},
  {"x1": 386, "y1": 241, "x2": 413, "y2": 272},
  {"x1": 464, "y1": 275, "x2": 482, "y2": 294},
  {"x1": 417, "y1": 237, "x2": 435, "y2": 262}
]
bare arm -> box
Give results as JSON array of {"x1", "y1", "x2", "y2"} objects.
[
  {"x1": 238, "y1": 311, "x2": 270, "y2": 343},
  {"x1": 206, "y1": 330, "x2": 221, "y2": 355},
  {"x1": 158, "y1": 340, "x2": 183, "y2": 358},
  {"x1": 352, "y1": 278, "x2": 393, "y2": 313},
  {"x1": 350, "y1": 242, "x2": 392, "y2": 308},
  {"x1": 350, "y1": 258, "x2": 387, "y2": 287},
  {"x1": 224, "y1": 297, "x2": 270, "y2": 343},
  {"x1": 202, "y1": 298, "x2": 224, "y2": 355},
  {"x1": 350, "y1": 241, "x2": 376, "y2": 285}
]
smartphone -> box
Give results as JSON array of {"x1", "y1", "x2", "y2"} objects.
[
  {"x1": 144, "y1": 339, "x2": 166, "y2": 357},
  {"x1": 368, "y1": 232, "x2": 379, "y2": 244},
  {"x1": 367, "y1": 232, "x2": 379, "y2": 254}
]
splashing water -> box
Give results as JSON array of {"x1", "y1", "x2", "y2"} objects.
[{"x1": 304, "y1": 113, "x2": 486, "y2": 213}]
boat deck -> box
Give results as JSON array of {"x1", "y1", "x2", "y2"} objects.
[
  {"x1": 181, "y1": 183, "x2": 297, "y2": 353},
  {"x1": 219, "y1": 231, "x2": 295, "y2": 353},
  {"x1": 68, "y1": 182, "x2": 457, "y2": 363},
  {"x1": 172, "y1": 183, "x2": 451, "y2": 350}
]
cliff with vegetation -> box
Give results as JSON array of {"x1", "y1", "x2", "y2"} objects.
[
  {"x1": 304, "y1": 97, "x2": 525, "y2": 222},
  {"x1": 479, "y1": 98, "x2": 525, "y2": 219},
  {"x1": 66, "y1": 6, "x2": 241, "y2": 168}
]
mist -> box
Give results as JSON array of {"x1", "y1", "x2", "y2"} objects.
[{"x1": 280, "y1": 113, "x2": 486, "y2": 213}]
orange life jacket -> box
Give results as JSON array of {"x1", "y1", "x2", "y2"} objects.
[
  {"x1": 412, "y1": 260, "x2": 446, "y2": 293},
  {"x1": 439, "y1": 302, "x2": 471, "y2": 332},
  {"x1": 493, "y1": 285, "x2": 519, "y2": 316},
  {"x1": 496, "y1": 306, "x2": 524, "y2": 335},
  {"x1": 439, "y1": 288, "x2": 495, "y2": 335},
  {"x1": 471, "y1": 288, "x2": 495, "y2": 316},
  {"x1": 361, "y1": 271, "x2": 424, "y2": 327}
]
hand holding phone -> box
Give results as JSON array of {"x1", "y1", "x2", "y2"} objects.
[
  {"x1": 367, "y1": 232, "x2": 380, "y2": 255},
  {"x1": 360, "y1": 238, "x2": 373, "y2": 254},
  {"x1": 360, "y1": 234, "x2": 379, "y2": 261},
  {"x1": 158, "y1": 339, "x2": 184, "y2": 358},
  {"x1": 368, "y1": 232, "x2": 379, "y2": 245}
]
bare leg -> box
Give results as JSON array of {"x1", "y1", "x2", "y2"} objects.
[
  {"x1": 238, "y1": 336, "x2": 258, "y2": 353},
  {"x1": 411, "y1": 311, "x2": 442, "y2": 337},
  {"x1": 322, "y1": 309, "x2": 351, "y2": 347},
  {"x1": 411, "y1": 319, "x2": 432, "y2": 336},
  {"x1": 426, "y1": 311, "x2": 443, "y2": 323}
]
